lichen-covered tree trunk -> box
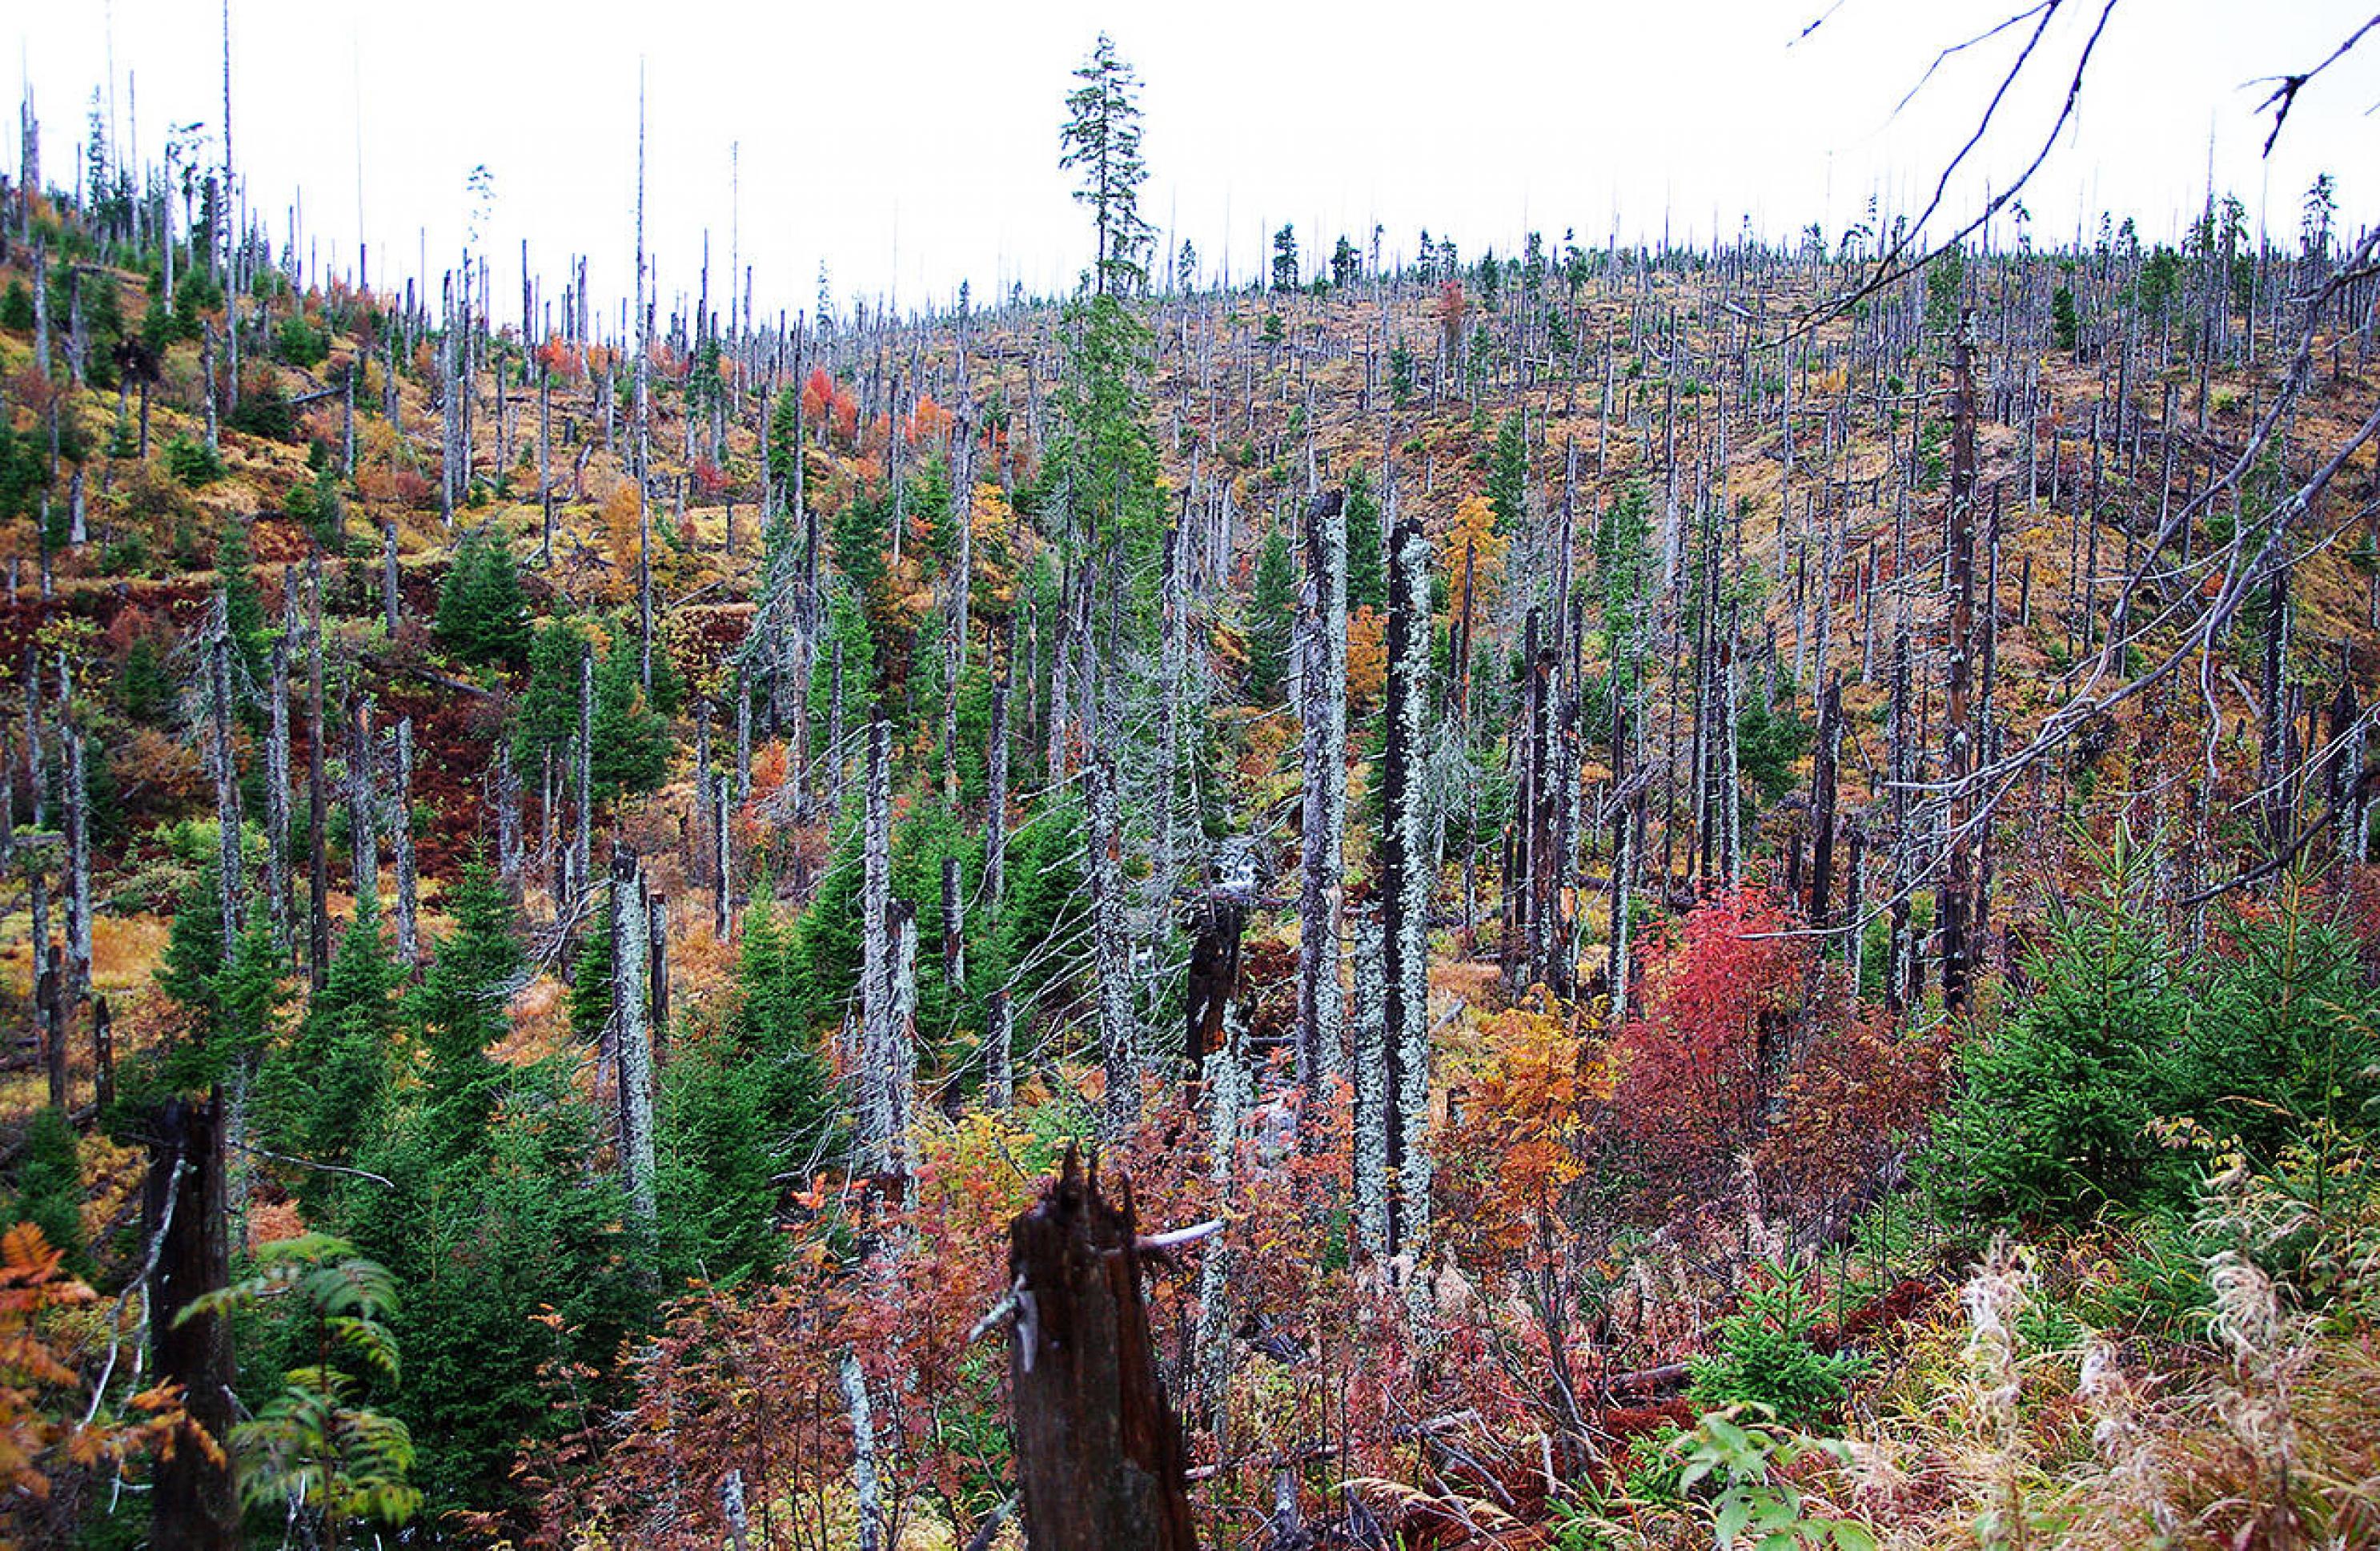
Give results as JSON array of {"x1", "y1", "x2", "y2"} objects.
[
  {"x1": 1151, "y1": 508, "x2": 1190, "y2": 930},
  {"x1": 380, "y1": 519, "x2": 399, "y2": 633},
  {"x1": 1087, "y1": 750, "x2": 1139, "y2": 1139},
  {"x1": 1296, "y1": 488, "x2": 1347, "y2": 1109},
  {"x1": 985, "y1": 660, "x2": 1013, "y2": 1107},
  {"x1": 209, "y1": 595, "x2": 242, "y2": 954},
  {"x1": 391, "y1": 717, "x2": 419, "y2": 968},
  {"x1": 262, "y1": 612, "x2": 291, "y2": 956},
  {"x1": 1381, "y1": 515, "x2": 1434, "y2": 1259},
  {"x1": 1352, "y1": 910, "x2": 1391, "y2": 1256},
  {"x1": 943, "y1": 416, "x2": 974, "y2": 805},
  {"x1": 1941, "y1": 308, "x2": 1980, "y2": 1011},
  {"x1": 1886, "y1": 609, "x2": 1914, "y2": 1015},
  {"x1": 1808, "y1": 673, "x2": 1842, "y2": 930},
  {"x1": 1194, "y1": 998, "x2": 1247, "y2": 1435},
  {"x1": 857, "y1": 719, "x2": 909, "y2": 1178},
  {"x1": 307, "y1": 552, "x2": 331, "y2": 989},
  {"x1": 60, "y1": 679, "x2": 88, "y2": 1022},
  {"x1": 496, "y1": 742, "x2": 523, "y2": 890},
  {"x1": 573, "y1": 649, "x2": 594, "y2": 917},
  {"x1": 609, "y1": 848, "x2": 657, "y2": 1229}
]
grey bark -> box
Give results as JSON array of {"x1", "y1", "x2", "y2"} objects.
[
  {"x1": 1380, "y1": 516, "x2": 1433, "y2": 1259},
  {"x1": 391, "y1": 717, "x2": 418, "y2": 967},
  {"x1": 1295, "y1": 489, "x2": 1347, "y2": 1109},
  {"x1": 857, "y1": 719, "x2": 909, "y2": 1177},
  {"x1": 1087, "y1": 751, "x2": 1138, "y2": 1140},
  {"x1": 609, "y1": 848, "x2": 657, "y2": 1228}
]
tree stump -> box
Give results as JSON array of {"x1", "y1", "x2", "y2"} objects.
[
  {"x1": 149, "y1": 1093, "x2": 239, "y2": 1549},
  {"x1": 1007, "y1": 1147, "x2": 1197, "y2": 1551}
]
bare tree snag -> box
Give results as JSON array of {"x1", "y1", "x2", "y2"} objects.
[
  {"x1": 1381, "y1": 515, "x2": 1434, "y2": 1259},
  {"x1": 347, "y1": 692, "x2": 379, "y2": 917},
  {"x1": 1941, "y1": 308, "x2": 1980, "y2": 1011},
  {"x1": 1296, "y1": 488, "x2": 1347, "y2": 1111},
  {"x1": 381, "y1": 520, "x2": 399, "y2": 634},
  {"x1": 92, "y1": 994, "x2": 113, "y2": 1111},
  {"x1": 207, "y1": 594, "x2": 242, "y2": 955},
  {"x1": 307, "y1": 551, "x2": 330, "y2": 989},
  {"x1": 1194, "y1": 1001, "x2": 1248, "y2": 1436},
  {"x1": 265, "y1": 609, "x2": 291, "y2": 956},
  {"x1": 62, "y1": 708, "x2": 88, "y2": 1024},
  {"x1": 1809, "y1": 673, "x2": 1841, "y2": 930},
  {"x1": 609, "y1": 848, "x2": 657, "y2": 1230},
  {"x1": 1006, "y1": 1148, "x2": 1198, "y2": 1551},
  {"x1": 32, "y1": 870, "x2": 60, "y2": 1109},
  {"x1": 148, "y1": 1095, "x2": 239, "y2": 1550},
  {"x1": 1087, "y1": 751, "x2": 1138, "y2": 1139},
  {"x1": 648, "y1": 890, "x2": 672, "y2": 1045},
  {"x1": 985, "y1": 659, "x2": 1014, "y2": 1109},
  {"x1": 1185, "y1": 874, "x2": 1249, "y2": 1072},
  {"x1": 857, "y1": 719, "x2": 909, "y2": 1179},
  {"x1": 391, "y1": 717, "x2": 419, "y2": 968},
  {"x1": 574, "y1": 647, "x2": 595, "y2": 918}
]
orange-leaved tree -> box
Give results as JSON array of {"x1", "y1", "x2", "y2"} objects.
[
  {"x1": 1441, "y1": 990, "x2": 1615, "y2": 1429},
  {"x1": 0, "y1": 1224, "x2": 202, "y2": 1549}
]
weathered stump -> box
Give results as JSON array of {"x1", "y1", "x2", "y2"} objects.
[
  {"x1": 149, "y1": 1094, "x2": 239, "y2": 1549},
  {"x1": 1007, "y1": 1147, "x2": 1197, "y2": 1551}
]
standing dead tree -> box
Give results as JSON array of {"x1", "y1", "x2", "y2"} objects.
[
  {"x1": 1378, "y1": 514, "x2": 1435, "y2": 1260},
  {"x1": 1295, "y1": 488, "x2": 1348, "y2": 1117},
  {"x1": 1087, "y1": 750, "x2": 1138, "y2": 1139},
  {"x1": 1005, "y1": 1147, "x2": 1198, "y2": 1551},
  {"x1": 857, "y1": 718, "x2": 912, "y2": 1179},
  {"x1": 608, "y1": 847, "x2": 657, "y2": 1235},
  {"x1": 148, "y1": 1095, "x2": 237, "y2": 1549}
]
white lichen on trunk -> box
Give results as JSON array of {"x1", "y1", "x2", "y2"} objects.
[
  {"x1": 1381, "y1": 516, "x2": 1435, "y2": 1260},
  {"x1": 1297, "y1": 490, "x2": 1348, "y2": 1110},
  {"x1": 609, "y1": 850, "x2": 657, "y2": 1228},
  {"x1": 1087, "y1": 751, "x2": 1138, "y2": 1139}
]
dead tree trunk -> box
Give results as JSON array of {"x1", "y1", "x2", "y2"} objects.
[
  {"x1": 1087, "y1": 750, "x2": 1138, "y2": 1139},
  {"x1": 1940, "y1": 309, "x2": 1979, "y2": 1011},
  {"x1": 561, "y1": 645, "x2": 588, "y2": 916},
  {"x1": 648, "y1": 890, "x2": 672, "y2": 1046},
  {"x1": 1006, "y1": 1147, "x2": 1198, "y2": 1551},
  {"x1": 148, "y1": 1095, "x2": 239, "y2": 1551},
  {"x1": 381, "y1": 520, "x2": 400, "y2": 633},
  {"x1": 265, "y1": 604, "x2": 291, "y2": 955},
  {"x1": 713, "y1": 770, "x2": 733, "y2": 941},
  {"x1": 1381, "y1": 515, "x2": 1433, "y2": 1259},
  {"x1": 609, "y1": 848, "x2": 657, "y2": 1231},
  {"x1": 92, "y1": 994, "x2": 113, "y2": 1111},
  {"x1": 61, "y1": 705, "x2": 88, "y2": 1027},
  {"x1": 1184, "y1": 880, "x2": 1249, "y2": 1071},
  {"x1": 208, "y1": 596, "x2": 242, "y2": 955},
  {"x1": 985, "y1": 657, "x2": 1013, "y2": 1108},
  {"x1": 307, "y1": 553, "x2": 330, "y2": 988},
  {"x1": 1296, "y1": 488, "x2": 1348, "y2": 1109},
  {"x1": 1808, "y1": 673, "x2": 1841, "y2": 931},
  {"x1": 857, "y1": 719, "x2": 909, "y2": 1178},
  {"x1": 33, "y1": 871, "x2": 61, "y2": 1109},
  {"x1": 1886, "y1": 610, "x2": 1914, "y2": 1016},
  {"x1": 391, "y1": 717, "x2": 419, "y2": 968},
  {"x1": 348, "y1": 696, "x2": 378, "y2": 912}
]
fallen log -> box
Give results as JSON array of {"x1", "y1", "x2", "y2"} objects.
[
  {"x1": 1603, "y1": 1360, "x2": 1692, "y2": 1399},
  {"x1": 355, "y1": 650, "x2": 497, "y2": 701}
]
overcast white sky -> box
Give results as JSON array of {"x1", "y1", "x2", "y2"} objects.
[{"x1": 15, "y1": 0, "x2": 2379, "y2": 325}]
